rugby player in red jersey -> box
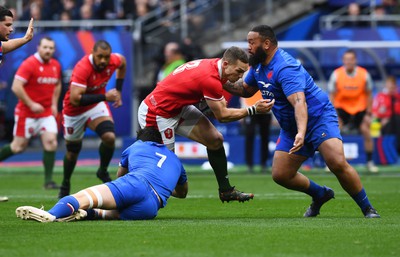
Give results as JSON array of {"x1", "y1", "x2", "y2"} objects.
[
  {"x1": 139, "y1": 46, "x2": 274, "y2": 203},
  {"x1": 0, "y1": 37, "x2": 61, "y2": 189},
  {"x1": 0, "y1": 6, "x2": 34, "y2": 201},
  {"x1": 59, "y1": 40, "x2": 126, "y2": 199}
]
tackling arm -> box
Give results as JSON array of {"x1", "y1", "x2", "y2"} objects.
[
  {"x1": 206, "y1": 97, "x2": 274, "y2": 123},
  {"x1": 2, "y1": 18, "x2": 34, "y2": 54},
  {"x1": 287, "y1": 92, "x2": 308, "y2": 154},
  {"x1": 116, "y1": 166, "x2": 128, "y2": 178},
  {"x1": 172, "y1": 182, "x2": 188, "y2": 198}
]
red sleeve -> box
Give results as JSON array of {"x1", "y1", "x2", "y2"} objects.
[
  {"x1": 111, "y1": 53, "x2": 122, "y2": 68},
  {"x1": 70, "y1": 59, "x2": 90, "y2": 88},
  {"x1": 15, "y1": 59, "x2": 33, "y2": 83},
  {"x1": 202, "y1": 77, "x2": 224, "y2": 101}
]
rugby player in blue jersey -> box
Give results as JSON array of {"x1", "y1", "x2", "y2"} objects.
[
  {"x1": 223, "y1": 25, "x2": 380, "y2": 218},
  {"x1": 15, "y1": 127, "x2": 188, "y2": 222}
]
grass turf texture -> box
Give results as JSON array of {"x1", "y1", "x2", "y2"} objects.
[{"x1": 0, "y1": 165, "x2": 399, "y2": 257}]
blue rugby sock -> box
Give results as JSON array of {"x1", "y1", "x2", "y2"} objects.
[
  {"x1": 48, "y1": 195, "x2": 80, "y2": 218},
  {"x1": 352, "y1": 188, "x2": 372, "y2": 212},
  {"x1": 305, "y1": 179, "x2": 325, "y2": 199}
]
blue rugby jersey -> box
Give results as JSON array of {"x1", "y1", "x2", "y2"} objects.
[
  {"x1": 119, "y1": 140, "x2": 187, "y2": 207},
  {"x1": 245, "y1": 48, "x2": 335, "y2": 135}
]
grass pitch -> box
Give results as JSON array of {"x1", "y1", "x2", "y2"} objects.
[{"x1": 0, "y1": 165, "x2": 399, "y2": 257}]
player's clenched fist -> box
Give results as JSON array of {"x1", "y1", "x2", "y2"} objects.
[{"x1": 254, "y1": 99, "x2": 275, "y2": 114}]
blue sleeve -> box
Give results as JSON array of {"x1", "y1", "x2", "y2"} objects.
[
  {"x1": 119, "y1": 146, "x2": 130, "y2": 169},
  {"x1": 177, "y1": 163, "x2": 187, "y2": 185},
  {"x1": 244, "y1": 67, "x2": 258, "y2": 88},
  {"x1": 278, "y1": 65, "x2": 306, "y2": 97}
]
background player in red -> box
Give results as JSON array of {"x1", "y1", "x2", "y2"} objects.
[
  {"x1": 0, "y1": 6, "x2": 34, "y2": 202},
  {"x1": 0, "y1": 37, "x2": 61, "y2": 189},
  {"x1": 59, "y1": 40, "x2": 126, "y2": 198},
  {"x1": 139, "y1": 46, "x2": 274, "y2": 203}
]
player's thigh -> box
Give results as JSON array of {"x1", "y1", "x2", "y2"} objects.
[
  {"x1": 318, "y1": 138, "x2": 347, "y2": 171},
  {"x1": 180, "y1": 106, "x2": 223, "y2": 149},
  {"x1": 118, "y1": 194, "x2": 159, "y2": 220},
  {"x1": 272, "y1": 150, "x2": 307, "y2": 182},
  {"x1": 39, "y1": 116, "x2": 58, "y2": 151},
  {"x1": 73, "y1": 184, "x2": 117, "y2": 210},
  {"x1": 63, "y1": 114, "x2": 87, "y2": 141}
]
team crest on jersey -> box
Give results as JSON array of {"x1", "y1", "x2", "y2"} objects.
[
  {"x1": 106, "y1": 69, "x2": 111, "y2": 76},
  {"x1": 67, "y1": 127, "x2": 74, "y2": 134},
  {"x1": 164, "y1": 128, "x2": 173, "y2": 139},
  {"x1": 267, "y1": 71, "x2": 273, "y2": 79}
]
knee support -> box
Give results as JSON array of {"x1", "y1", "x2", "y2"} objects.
[
  {"x1": 95, "y1": 120, "x2": 115, "y2": 137},
  {"x1": 66, "y1": 141, "x2": 82, "y2": 154}
]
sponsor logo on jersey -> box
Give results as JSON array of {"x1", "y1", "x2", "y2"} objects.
[
  {"x1": 37, "y1": 77, "x2": 58, "y2": 84},
  {"x1": 258, "y1": 81, "x2": 274, "y2": 99}
]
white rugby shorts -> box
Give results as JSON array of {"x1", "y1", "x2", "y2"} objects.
[
  {"x1": 13, "y1": 115, "x2": 58, "y2": 139},
  {"x1": 138, "y1": 101, "x2": 202, "y2": 150},
  {"x1": 63, "y1": 101, "x2": 111, "y2": 141}
]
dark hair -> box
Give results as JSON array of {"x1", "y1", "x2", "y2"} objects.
[
  {"x1": 39, "y1": 36, "x2": 54, "y2": 45},
  {"x1": 0, "y1": 6, "x2": 13, "y2": 22},
  {"x1": 137, "y1": 127, "x2": 163, "y2": 144},
  {"x1": 250, "y1": 25, "x2": 278, "y2": 46},
  {"x1": 93, "y1": 40, "x2": 111, "y2": 52},
  {"x1": 223, "y1": 46, "x2": 248, "y2": 64},
  {"x1": 344, "y1": 49, "x2": 357, "y2": 57}
]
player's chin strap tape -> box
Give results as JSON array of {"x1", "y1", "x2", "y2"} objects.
[
  {"x1": 95, "y1": 120, "x2": 115, "y2": 137},
  {"x1": 246, "y1": 105, "x2": 257, "y2": 116},
  {"x1": 116, "y1": 78, "x2": 124, "y2": 92},
  {"x1": 79, "y1": 94, "x2": 106, "y2": 106},
  {"x1": 66, "y1": 141, "x2": 82, "y2": 154}
]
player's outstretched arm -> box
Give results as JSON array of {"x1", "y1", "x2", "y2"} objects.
[
  {"x1": 172, "y1": 182, "x2": 188, "y2": 198},
  {"x1": 206, "y1": 98, "x2": 273, "y2": 123},
  {"x1": 2, "y1": 18, "x2": 34, "y2": 54}
]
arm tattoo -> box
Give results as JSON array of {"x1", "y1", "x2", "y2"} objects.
[{"x1": 223, "y1": 81, "x2": 252, "y2": 97}]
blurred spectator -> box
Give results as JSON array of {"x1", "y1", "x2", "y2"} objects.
[
  {"x1": 181, "y1": 36, "x2": 205, "y2": 60},
  {"x1": 240, "y1": 91, "x2": 272, "y2": 174},
  {"x1": 372, "y1": 76, "x2": 400, "y2": 153},
  {"x1": 61, "y1": 0, "x2": 80, "y2": 20},
  {"x1": 328, "y1": 49, "x2": 378, "y2": 172},
  {"x1": 79, "y1": 3, "x2": 95, "y2": 30},
  {"x1": 382, "y1": 0, "x2": 400, "y2": 14},
  {"x1": 345, "y1": 2, "x2": 368, "y2": 27},
  {"x1": 153, "y1": 41, "x2": 186, "y2": 85}
]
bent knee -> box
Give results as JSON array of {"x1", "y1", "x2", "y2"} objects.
[
  {"x1": 272, "y1": 172, "x2": 290, "y2": 186},
  {"x1": 205, "y1": 132, "x2": 224, "y2": 150}
]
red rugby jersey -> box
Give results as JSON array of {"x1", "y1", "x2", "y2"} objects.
[{"x1": 14, "y1": 53, "x2": 61, "y2": 118}]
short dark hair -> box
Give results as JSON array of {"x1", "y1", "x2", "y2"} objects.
[
  {"x1": 0, "y1": 6, "x2": 13, "y2": 22},
  {"x1": 344, "y1": 49, "x2": 357, "y2": 57},
  {"x1": 39, "y1": 36, "x2": 54, "y2": 46},
  {"x1": 93, "y1": 40, "x2": 111, "y2": 52},
  {"x1": 137, "y1": 127, "x2": 163, "y2": 144},
  {"x1": 250, "y1": 25, "x2": 278, "y2": 46},
  {"x1": 223, "y1": 46, "x2": 248, "y2": 64}
]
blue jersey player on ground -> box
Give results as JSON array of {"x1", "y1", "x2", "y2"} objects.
[
  {"x1": 15, "y1": 127, "x2": 188, "y2": 222},
  {"x1": 223, "y1": 25, "x2": 380, "y2": 218}
]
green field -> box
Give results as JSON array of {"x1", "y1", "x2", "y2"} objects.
[{"x1": 0, "y1": 166, "x2": 399, "y2": 257}]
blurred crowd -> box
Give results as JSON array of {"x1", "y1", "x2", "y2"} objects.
[{"x1": 1, "y1": 0, "x2": 209, "y2": 22}]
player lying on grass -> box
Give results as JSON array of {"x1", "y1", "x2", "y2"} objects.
[{"x1": 15, "y1": 127, "x2": 188, "y2": 222}]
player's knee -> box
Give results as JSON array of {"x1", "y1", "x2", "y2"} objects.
[
  {"x1": 43, "y1": 138, "x2": 58, "y2": 151},
  {"x1": 326, "y1": 156, "x2": 348, "y2": 173},
  {"x1": 272, "y1": 172, "x2": 288, "y2": 185},
  {"x1": 66, "y1": 141, "x2": 82, "y2": 155},
  {"x1": 10, "y1": 141, "x2": 28, "y2": 154},
  {"x1": 205, "y1": 131, "x2": 224, "y2": 149},
  {"x1": 95, "y1": 121, "x2": 115, "y2": 138}
]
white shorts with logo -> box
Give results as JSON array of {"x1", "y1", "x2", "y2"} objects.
[
  {"x1": 13, "y1": 115, "x2": 58, "y2": 139},
  {"x1": 138, "y1": 101, "x2": 203, "y2": 150},
  {"x1": 63, "y1": 101, "x2": 111, "y2": 141}
]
